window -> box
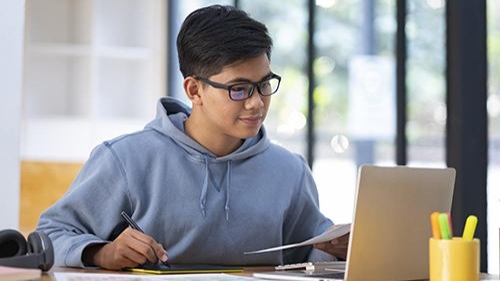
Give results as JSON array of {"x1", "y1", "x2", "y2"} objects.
[
  {"x1": 406, "y1": 0, "x2": 446, "y2": 167},
  {"x1": 170, "y1": 0, "x2": 493, "y2": 272},
  {"x1": 487, "y1": 0, "x2": 500, "y2": 274}
]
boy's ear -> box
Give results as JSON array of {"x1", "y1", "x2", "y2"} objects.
[{"x1": 183, "y1": 77, "x2": 203, "y2": 105}]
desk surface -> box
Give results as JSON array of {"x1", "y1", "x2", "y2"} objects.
[
  {"x1": 37, "y1": 266, "x2": 273, "y2": 280},
  {"x1": 34, "y1": 267, "x2": 499, "y2": 280}
]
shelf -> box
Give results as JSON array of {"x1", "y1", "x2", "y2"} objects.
[
  {"x1": 26, "y1": 43, "x2": 93, "y2": 57},
  {"x1": 21, "y1": 117, "x2": 149, "y2": 162},
  {"x1": 95, "y1": 46, "x2": 152, "y2": 60},
  {"x1": 27, "y1": 43, "x2": 152, "y2": 60},
  {"x1": 23, "y1": 55, "x2": 91, "y2": 117},
  {"x1": 22, "y1": 0, "x2": 165, "y2": 161},
  {"x1": 25, "y1": 0, "x2": 92, "y2": 45}
]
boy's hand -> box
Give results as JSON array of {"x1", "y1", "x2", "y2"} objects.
[
  {"x1": 83, "y1": 228, "x2": 168, "y2": 270},
  {"x1": 313, "y1": 232, "x2": 349, "y2": 261}
]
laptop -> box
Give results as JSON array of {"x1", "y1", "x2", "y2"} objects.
[{"x1": 254, "y1": 165, "x2": 456, "y2": 281}]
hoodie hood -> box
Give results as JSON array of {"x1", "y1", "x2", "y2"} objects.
[{"x1": 145, "y1": 97, "x2": 271, "y2": 219}]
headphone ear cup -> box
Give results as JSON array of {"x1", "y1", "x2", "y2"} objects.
[
  {"x1": 27, "y1": 231, "x2": 54, "y2": 271},
  {"x1": 0, "y1": 229, "x2": 28, "y2": 258}
]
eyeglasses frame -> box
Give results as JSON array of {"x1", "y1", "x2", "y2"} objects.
[{"x1": 194, "y1": 73, "x2": 282, "y2": 101}]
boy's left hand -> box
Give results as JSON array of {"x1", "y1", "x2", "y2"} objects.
[{"x1": 313, "y1": 232, "x2": 350, "y2": 260}]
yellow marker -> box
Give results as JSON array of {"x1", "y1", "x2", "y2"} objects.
[
  {"x1": 462, "y1": 215, "x2": 478, "y2": 241},
  {"x1": 430, "y1": 212, "x2": 441, "y2": 239}
]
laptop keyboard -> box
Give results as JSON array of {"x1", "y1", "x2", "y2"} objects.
[
  {"x1": 276, "y1": 261, "x2": 346, "y2": 271},
  {"x1": 275, "y1": 261, "x2": 346, "y2": 280},
  {"x1": 307, "y1": 271, "x2": 345, "y2": 279}
]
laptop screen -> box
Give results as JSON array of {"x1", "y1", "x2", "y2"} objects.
[
  {"x1": 345, "y1": 165, "x2": 455, "y2": 280},
  {"x1": 253, "y1": 165, "x2": 455, "y2": 281}
]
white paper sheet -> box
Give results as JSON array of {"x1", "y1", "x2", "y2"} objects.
[
  {"x1": 54, "y1": 272, "x2": 262, "y2": 281},
  {"x1": 244, "y1": 223, "x2": 351, "y2": 255}
]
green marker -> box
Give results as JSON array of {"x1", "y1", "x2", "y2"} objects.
[{"x1": 438, "y1": 213, "x2": 452, "y2": 240}]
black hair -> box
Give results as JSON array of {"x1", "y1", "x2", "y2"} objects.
[{"x1": 176, "y1": 5, "x2": 273, "y2": 78}]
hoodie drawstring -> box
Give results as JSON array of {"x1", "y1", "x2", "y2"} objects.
[
  {"x1": 200, "y1": 154, "x2": 209, "y2": 217},
  {"x1": 224, "y1": 160, "x2": 232, "y2": 221},
  {"x1": 199, "y1": 155, "x2": 232, "y2": 221}
]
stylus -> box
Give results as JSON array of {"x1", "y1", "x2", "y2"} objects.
[{"x1": 120, "y1": 211, "x2": 171, "y2": 267}]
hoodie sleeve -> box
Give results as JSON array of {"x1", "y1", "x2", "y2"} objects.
[
  {"x1": 282, "y1": 157, "x2": 336, "y2": 263},
  {"x1": 36, "y1": 143, "x2": 131, "y2": 268}
]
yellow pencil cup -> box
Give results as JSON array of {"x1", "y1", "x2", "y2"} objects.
[{"x1": 429, "y1": 238, "x2": 480, "y2": 281}]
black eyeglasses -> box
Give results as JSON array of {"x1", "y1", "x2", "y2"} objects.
[{"x1": 195, "y1": 73, "x2": 281, "y2": 101}]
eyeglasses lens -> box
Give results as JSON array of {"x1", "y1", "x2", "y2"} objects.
[{"x1": 229, "y1": 77, "x2": 280, "y2": 101}]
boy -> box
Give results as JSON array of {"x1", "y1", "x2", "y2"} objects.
[{"x1": 37, "y1": 5, "x2": 348, "y2": 270}]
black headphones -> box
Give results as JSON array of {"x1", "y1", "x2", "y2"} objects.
[{"x1": 0, "y1": 229, "x2": 54, "y2": 271}]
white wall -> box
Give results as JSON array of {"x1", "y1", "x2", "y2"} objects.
[{"x1": 0, "y1": 1, "x2": 25, "y2": 230}]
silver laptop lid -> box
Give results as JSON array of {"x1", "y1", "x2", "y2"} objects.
[{"x1": 345, "y1": 165, "x2": 455, "y2": 281}]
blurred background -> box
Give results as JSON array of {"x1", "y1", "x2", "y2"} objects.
[{"x1": 5, "y1": 0, "x2": 499, "y2": 273}]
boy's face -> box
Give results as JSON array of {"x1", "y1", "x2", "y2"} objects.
[{"x1": 196, "y1": 53, "x2": 273, "y2": 140}]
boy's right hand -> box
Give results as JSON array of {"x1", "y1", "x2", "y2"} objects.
[{"x1": 83, "y1": 228, "x2": 168, "y2": 270}]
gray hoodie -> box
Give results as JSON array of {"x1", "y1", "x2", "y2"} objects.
[{"x1": 37, "y1": 97, "x2": 334, "y2": 267}]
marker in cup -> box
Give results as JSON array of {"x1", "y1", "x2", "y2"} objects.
[{"x1": 462, "y1": 215, "x2": 478, "y2": 241}]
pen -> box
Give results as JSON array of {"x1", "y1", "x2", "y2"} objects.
[
  {"x1": 438, "y1": 213, "x2": 452, "y2": 240},
  {"x1": 120, "y1": 211, "x2": 170, "y2": 267},
  {"x1": 462, "y1": 215, "x2": 478, "y2": 241}
]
